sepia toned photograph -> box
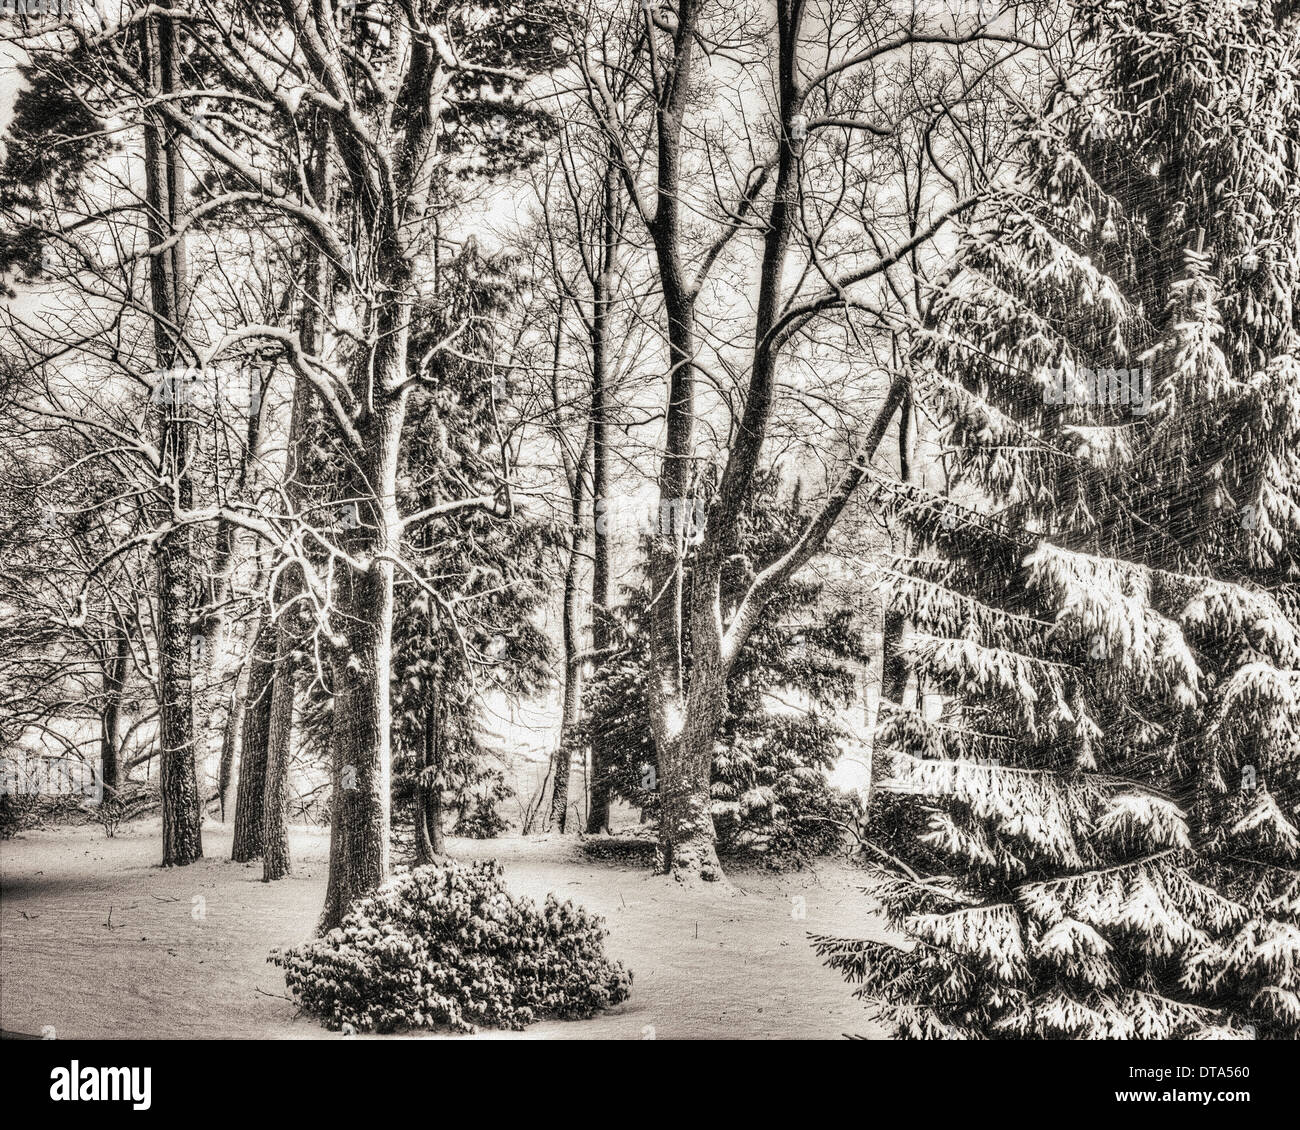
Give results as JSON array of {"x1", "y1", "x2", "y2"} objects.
[{"x1": 0, "y1": 0, "x2": 1295, "y2": 1105}]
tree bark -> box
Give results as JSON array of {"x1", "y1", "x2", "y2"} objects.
[
  {"x1": 549, "y1": 649, "x2": 583, "y2": 832},
  {"x1": 99, "y1": 628, "x2": 129, "y2": 794},
  {"x1": 260, "y1": 618, "x2": 294, "y2": 881},
  {"x1": 586, "y1": 157, "x2": 619, "y2": 835},
  {"x1": 141, "y1": 11, "x2": 201, "y2": 866},
  {"x1": 880, "y1": 380, "x2": 915, "y2": 707},
  {"x1": 216, "y1": 653, "x2": 247, "y2": 822},
  {"x1": 549, "y1": 487, "x2": 587, "y2": 832},
  {"x1": 656, "y1": 672, "x2": 727, "y2": 881},
  {"x1": 319, "y1": 537, "x2": 397, "y2": 928},
  {"x1": 414, "y1": 681, "x2": 443, "y2": 862},
  {"x1": 231, "y1": 610, "x2": 274, "y2": 861},
  {"x1": 644, "y1": 192, "x2": 702, "y2": 876},
  {"x1": 196, "y1": 515, "x2": 240, "y2": 794},
  {"x1": 157, "y1": 533, "x2": 203, "y2": 866},
  {"x1": 644, "y1": 1, "x2": 876, "y2": 881},
  {"x1": 317, "y1": 342, "x2": 407, "y2": 931},
  {"x1": 218, "y1": 320, "x2": 274, "y2": 821}
]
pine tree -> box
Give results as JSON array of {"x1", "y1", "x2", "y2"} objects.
[
  {"x1": 301, "y1": 247, "x2": 555, "y2": 855},
  {"x1": 585, "y1": 471, "x2": 866, "y2": 864},
  {"x1": 818, "y1": 0, "x2": 1300, "y2": 1039}
]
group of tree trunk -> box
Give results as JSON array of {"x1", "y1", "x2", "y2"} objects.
[
  {"x1": 1, "y1": 1, "x2": 568, "y2": 930},
  {"x1": 2, "y1": 2, "x2": 1067, "y2": 921},
  {"x1": 561, "y1": 0, "x2": 1034, "y2": 879}
]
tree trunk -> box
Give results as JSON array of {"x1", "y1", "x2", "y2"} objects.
[
  {"x1": 141, "y1": 11, "x2": 201, "y2": 867},
  {"x1": 427, "y1": 705, "x2": 444, "y2": 858},
  {"x1": 643, "y1": 203, "x2": 703, "y2": 868},
  {"x1": 549, "y1": 501, "x2": 586, "y2": 832},
  {"x1": 414, "y1": 682, "x2": 443, "y2": 862},
  {"x1": 639, "y1": 14, "x2": 717, "y2": 877},
  {"x1": 656, "y1": 679, "x2": 726, "y2": 882},
  {"x1": 586, "y1": 157, "x2": 619, "y2": 836},
  {"x1": 549, "y1": 649, "x2": 583, "y2": 832},
  {"x1": 644, "y1": 267, "x2": 710, "y2": 876},
  {"x1": 217, "y1": 656, "x2": 246, "y2": 822},
  {"x1": 261, "y1": 619, "x2": 294, "y2": 881},
  {"x1": 646, "y1": 18, "x2": 815, "y2": 881},
  {"x1": 263, "y1": 114, "x2": 331, "y2": 883},
  {"x1": 880, "y1": 380, "x2": 915, "y2": 707},
  {"x1": 157, "y1": 525, "x2": 203, "y2": 866},
  {"x1": 258, "y1": 394, "x2": 308, "y2": 880},
  {"x1": 318, "y1": 374, "x2": 406, "y2": 931},
  {"x1": 319, "y1": 551, "x2": 397, "y2": 929},
  {"x1": 232, "y1": 611, "x2": 274, "y2": 861},
  {"x1": 218, "y1": 320, "x2": 274, "y2": 823},
  {"x1": 99, "y1": 629, "x2": 129, "y2": 794},
  {"x1": 195, "y1": 515, "x2": 238, "y2": 795}
]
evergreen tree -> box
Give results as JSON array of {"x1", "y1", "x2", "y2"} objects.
[
  {"x1": 302, "y1": 246, "x2": 555, "y2": 853},
  {"x1": 818, "y1": 0, "x2": 1300, "y2": 1039},
  {"x1": 389, "y1": 251, "x2": 556, "y2": 854},
  {"x1": 585, "y1": 472, "x2": 865, "y2": 865}
]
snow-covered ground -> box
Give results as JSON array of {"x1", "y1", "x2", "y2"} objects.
[{"x1": 0, "y1": 820, "x2": 891, "y2": 1040}]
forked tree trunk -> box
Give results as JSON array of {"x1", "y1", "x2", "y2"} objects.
[
  {"x1": 157, "y1": 531, "x2": 203, "y2": 866},
  {"x1": 232, "y1": 612, "x2": 274, "y2": 861},
  {"x1": 644, "y1": 271, "x2": 711, "y2": 878},
  {"x1": 549, "y1": 652, "x2": 583, "y2": 832}
]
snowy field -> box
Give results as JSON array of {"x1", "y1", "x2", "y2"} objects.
[{"x1": 0, "y1": 821, "x2": 891, "y2": 1040}]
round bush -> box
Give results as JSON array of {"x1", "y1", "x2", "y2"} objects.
[{"x1": 270, "y1": 860, "x2": 632, "y2": 1034}]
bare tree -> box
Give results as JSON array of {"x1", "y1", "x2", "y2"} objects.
[
  {"x1": 529, "y1": 122, "x2": 643, "y2": 833},
  {"x1": 571, "y1": 0, "x2": 1046, "y2": 879}
]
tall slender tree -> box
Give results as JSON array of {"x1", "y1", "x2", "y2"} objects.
[
  {"x1": 259, "y1": 113, "x2": 334, "y2": 884},
  {"x1": 530, "y1": 113, "x2": 640, "y2": 834},
  {"x1": 139, "y1": 10, "x2": 203, "y2": 865}
]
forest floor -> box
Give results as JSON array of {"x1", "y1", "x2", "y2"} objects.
[{"x1": 0, "y1": 819, "x2": 891, "y2": 1040}]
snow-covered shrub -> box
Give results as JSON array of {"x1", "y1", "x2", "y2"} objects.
[
  {"x1": 96, "y1": 787, "x2": 125, "y2": 837},
  {"x1": 270, "y1": 860, "x2": 632, "y2": 1033},
  {"x1": 0, "y1": 791, "x2": 40, "y2": 838},
  {"x1": 450, "y1": 767, "x2": 514, "y2": 839}
]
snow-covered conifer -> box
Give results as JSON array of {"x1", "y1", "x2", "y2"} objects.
[{"x1": 818, "y1": 0, "x2": 1300, "y2": 1039}]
